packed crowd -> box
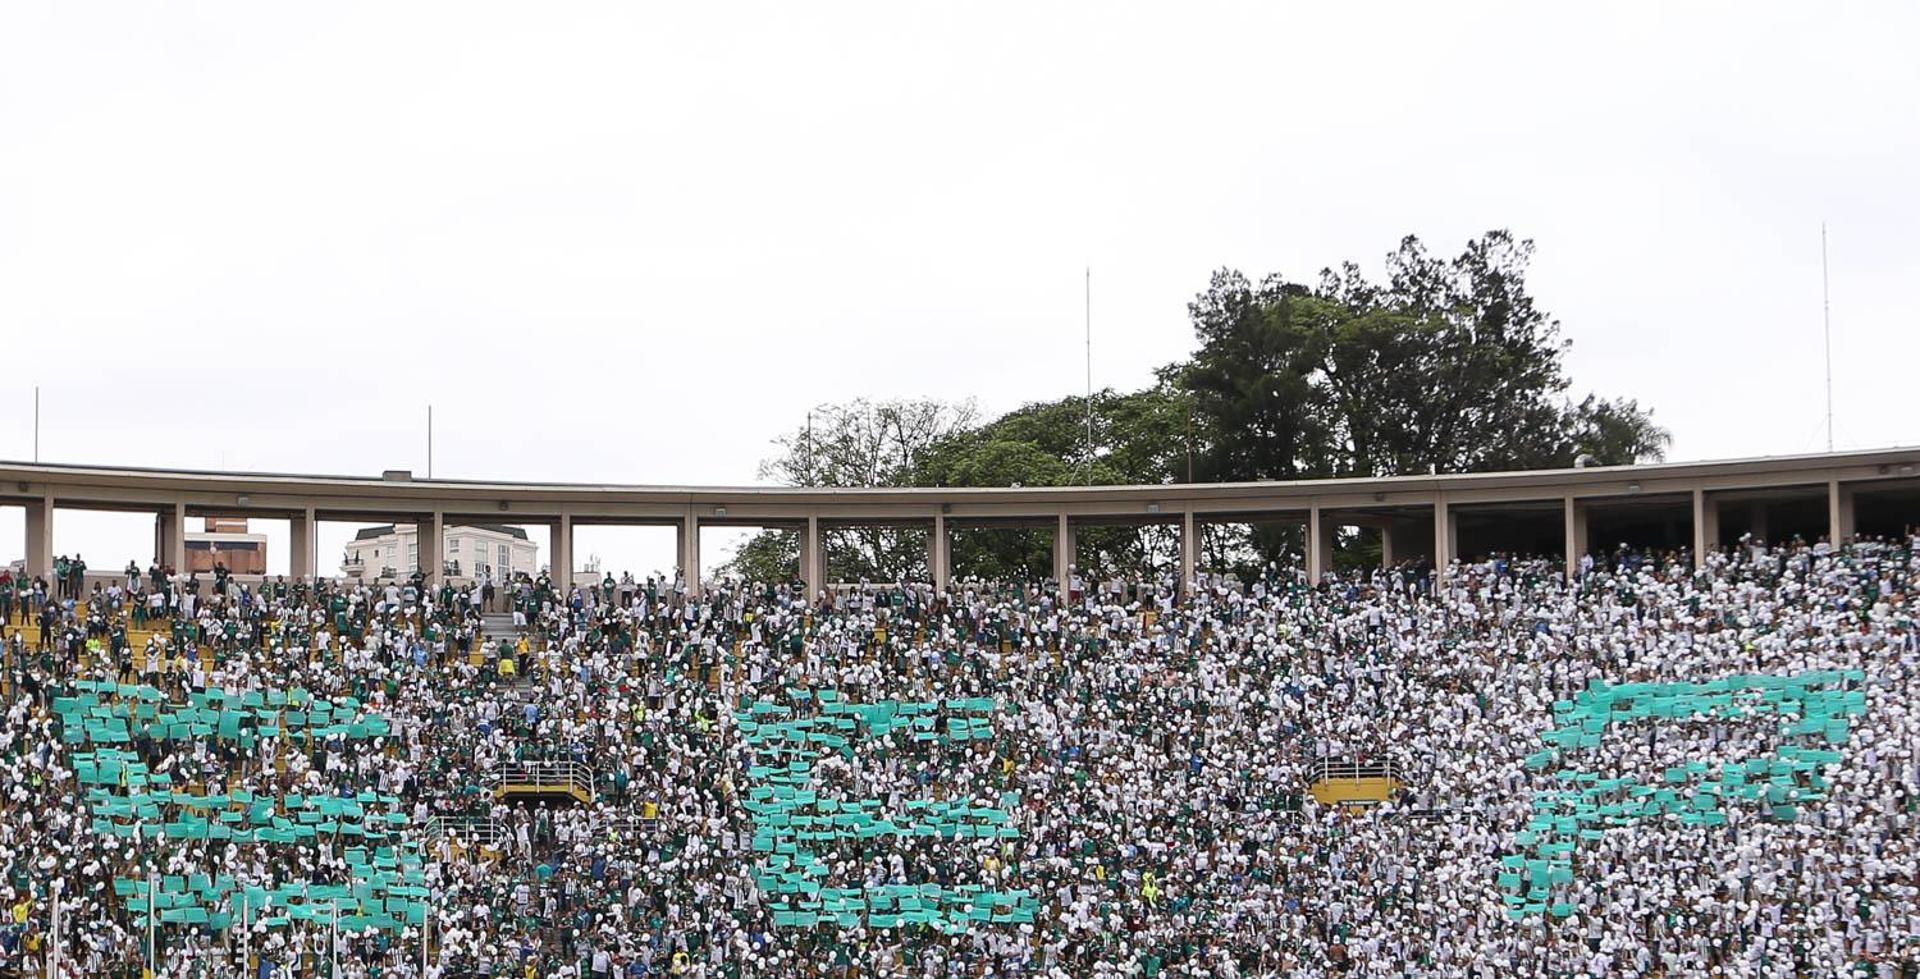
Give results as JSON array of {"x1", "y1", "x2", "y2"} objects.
[{"x1": 0, "y1": 532, "x2": 1915, "y2": 978}]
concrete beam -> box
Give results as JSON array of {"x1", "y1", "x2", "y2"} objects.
[
  {"x1": 1, "y1": 451, "x2": 1915, "y2": 586},
  {"x1": 1, "y1": 448, "x2": 1918, "y2": 533}
]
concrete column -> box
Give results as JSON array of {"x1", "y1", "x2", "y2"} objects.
[
  {"x1": 673, "y1": 522, "x2": 686, "y2": 590},
  {"x1": 1829, "y1": 480, "x2": 1855, "y2": 544},
  {"x1": 552, "y1": 514, "x2": 573, "y2": 591},
  {"x1": 1564, "y1": 496, "x2": 1589, "y2": 579},
  {"x1": 1052, "y1": 514, "x2": 1075, "y2": 586},
  {"x1": 1379, "y1": 522, "x2": 1396, "y2": 569},
  {"x1": 290, "y1": 507, "x2": 317, "y2": 582},
  {"x1": 680, "y1": 509, "x2": 702, "y2": 598},
  {"x1": 420, "y1": 512, "x2": 444, "y2": 585},
  {"x1": 928, "y1": 514, "x2": 950, "y2": 592},
  {"x1": 154, "y1": 503, "x2": 186, "y2": 573},
  {"x1": 1432, "y1": 495, "x2": 1454, "y2": 579},
  {"x1": 1307, "y1": 504, "x2": 1330, "y2": 582},
  {"x1": 1692, "y1": 489, "x2": 1718, "y2": 570},
  {"x1": 1179, "y1": 510, "x2": 1197, "y2": 595},
  {"x1": 24, "y1": 496, "x2": 52, "y2": 580},
  {"x1": 802, "y1": 515, "x2": 824, "y2": 594}
]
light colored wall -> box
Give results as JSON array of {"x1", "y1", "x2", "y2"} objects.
[{"x1": 344, "y1": 524, "x2": 540, "y2": 582}]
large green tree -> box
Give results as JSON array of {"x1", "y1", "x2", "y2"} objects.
[
  {"x1": 726, "y1": 231, "x2": 1669, "y2": 584},
  {"x1": 1181, "y1": 231, "x2": 1668, "y2": 481}
]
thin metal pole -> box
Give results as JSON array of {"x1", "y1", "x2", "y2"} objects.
[
  {"x1": 147, "y1": 874, "x2": 156, "y2": 978},
  {"x1": 1821, "y1": 223, "x2": 1833, "y2": 452},
  {"x1": 1186, "y1": 393, "x2": 1194, "y2": 483},
  {"x1": 47, "y1": 884, "x2": 57, "y2": 979},
  {"x1": 1084, "y1": 267, "x2": 1093, "y2": 483}
]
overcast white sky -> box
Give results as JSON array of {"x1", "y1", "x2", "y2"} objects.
[{"x1": 2, "y1": 2, "x2": 1915, "y2": 576}]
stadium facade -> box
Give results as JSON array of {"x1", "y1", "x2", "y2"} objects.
[{"x1": 4, "y1": 446, "x2": 1917, "y2": 594}]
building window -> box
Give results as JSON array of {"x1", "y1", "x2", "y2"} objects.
[
  {"x1": 409, "y1": 544, "x2": 419, "y2": 566},
  {"x1": 499, "y1": 544, "x2": 510, "y2": 571},
  {"x1": 449, "y1": 537, "x2": 460, "y2": 554}
]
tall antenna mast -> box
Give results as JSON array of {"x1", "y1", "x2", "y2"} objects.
[
  {"x1": 1821, "y1": 223, "x2": 1833, "y2": 453},
  {"x1": 1084, "y1": 267, "x2": 1093, "y2": 483}
]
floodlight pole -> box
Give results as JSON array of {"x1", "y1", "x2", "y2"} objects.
[
  {"x1": 47, "y1": 883, "x2": 58, "y2": 979},
  {"x1": 1084, "y1": 267, "x2": 1093, "y2": 484},
  {"x1": 146, "y1": 873, "x2": 156, "y2": 978},
  {"x1": 1822, "y1": 223, "x2": 1834, "y2": 452}
]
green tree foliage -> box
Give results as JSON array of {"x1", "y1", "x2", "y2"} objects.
[
  {"x1": 721, "y1": 399, "x2": 976, "y2": 584},
  {"x1": 720, "y1": 529, "x2": 800, "y2": 589},
  {"x1": 724, "y1": 231, "x2": 1669, "y2": 584},
  {"x1": 760, "y1": 398, "x2": 979, "y2": 488},
  {"x1": 1183, "y1": 231, "x2": 1669, "y2": 481},
  {"x1": 915, "y1": 387, "x2": 1193, "y2": 578}
]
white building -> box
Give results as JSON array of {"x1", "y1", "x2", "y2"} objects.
[{"x1": 340, "y1": 523, "x2": 539, "y2": 583}]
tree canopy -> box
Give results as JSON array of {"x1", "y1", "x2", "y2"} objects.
[{"x1": 721, "y1": 231, "x2": 1669, "y2": 583}]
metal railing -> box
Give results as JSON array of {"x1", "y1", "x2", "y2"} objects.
[
  {"x1": 491, "y1": 760, "x2": 596, "y2": 800},
  {"x1": 426, "y1": 815, "x2": 508, "y2": 846},
  {"x1": 601, "y1": 813, "x2": 653, "y2": 840},
  {"x1": 1310, "y1": 758, "x2": 1402, "y2": 783}
]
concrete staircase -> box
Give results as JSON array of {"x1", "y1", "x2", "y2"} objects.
[{"x1": 479, "y1": 612, "x2": 520, "y2": 639}]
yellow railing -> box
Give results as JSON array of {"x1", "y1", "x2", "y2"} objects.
[{"x1": 491, "y1": 761, "x2": 594, "y2": 804}]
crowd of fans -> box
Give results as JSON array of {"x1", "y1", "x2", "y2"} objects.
[{"x1": 0, "y1": 532, "x2": 1914, "y2": 978}]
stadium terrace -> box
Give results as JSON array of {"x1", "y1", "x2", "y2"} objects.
[{"x1": 0, "y1": 451, "x2": 1914, "y2": 977}]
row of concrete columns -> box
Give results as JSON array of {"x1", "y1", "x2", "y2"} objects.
[{"x1": 10, "y1": 480, "x2": 1872, "y2": 593}]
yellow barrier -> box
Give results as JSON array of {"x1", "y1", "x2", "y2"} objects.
[
  {"x1": 1307, "y1": 776, "x2": 1400, "y2": 807},
  {"x1": 494, "y1": 782, "x2": 591, "y2": 804}
]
